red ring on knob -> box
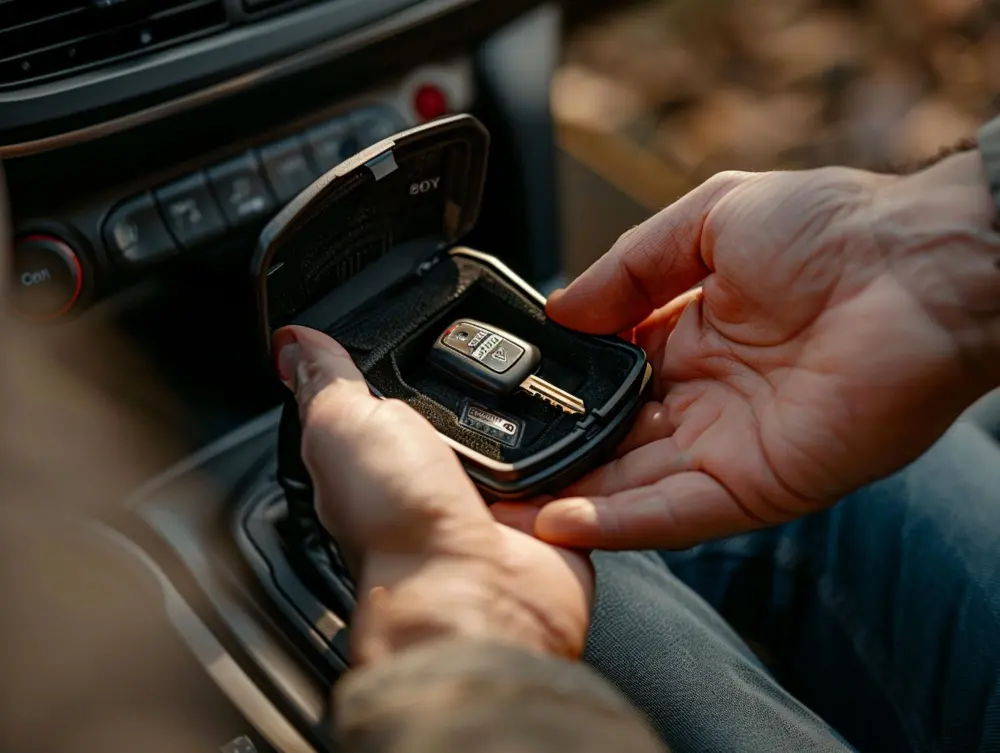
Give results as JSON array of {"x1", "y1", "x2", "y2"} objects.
[{"x1": 14, "y1": 234, "x2": 84, "y2": 321}]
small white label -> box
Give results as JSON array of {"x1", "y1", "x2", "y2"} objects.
[
  {"x1": 460, "y1": 402, "x2": 522, "y2": 448},
  {"x1": 467, "y1": 406, "x2": 518, "y2": 435}
]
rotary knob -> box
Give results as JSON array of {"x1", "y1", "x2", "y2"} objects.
[{"x1": 10, "y1": 234, "x2": 85, "y2": 320}]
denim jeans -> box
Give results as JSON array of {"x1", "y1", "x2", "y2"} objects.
[{"x1": 583, "y1": 420, "x2": 1000, "y2": 753}]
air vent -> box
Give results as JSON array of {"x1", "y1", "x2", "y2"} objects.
[
  {"x1": 243, "y1": 0, "x2": 323, "y2": 17},
  {"x1": 0, "y1": 0, "x2": 229, "y2": 89}
]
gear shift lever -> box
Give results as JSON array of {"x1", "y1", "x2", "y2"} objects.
[
  {"x1": 277, "y1": 391, "x2": 357, "y2": 614},
  {"x1": 277, "y1": 391, "x2": 311, "y2": 504}
]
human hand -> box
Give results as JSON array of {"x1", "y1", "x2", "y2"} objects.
[
  {"x1": 272, "y1": 326, "x2": 593, "y2": 663},
  {"x1": 495, "y1": 151, "x2": 1000, "y2": 549}
]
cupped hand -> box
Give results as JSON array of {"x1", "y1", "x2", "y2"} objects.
[
  {"x1": 495, "y1": 153, "x2": 1000, "y2": 550},
  {"x1": 273, "y1": 326, "x2": 593, "y2": 662}
]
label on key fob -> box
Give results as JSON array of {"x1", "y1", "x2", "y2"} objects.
[
  {"x1": 442, "y1": 322, "x2": 525, "y2": 374},
  {"x1": 459, "y1": 401, "x2": 523, "y2": 447}
]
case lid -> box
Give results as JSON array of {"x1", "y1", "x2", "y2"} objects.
[{"x1": 252, "y1": 114, "x2": 489, "y2": 352}]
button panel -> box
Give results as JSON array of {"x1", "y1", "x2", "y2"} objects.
[
  {"x1": 104, "y1": 193, "x2": 178, "y2": 266},
  {"x1": 259, "y1": 137, "x2": 316, "y2": 204},
  {"x1": 100, "y1": 103, "x2": 406, "y2": 268},
  {"x1": 155, "y1": 172, "x2": 228, "y2": 250},
  {"x1": 351, "y1": 106, "x2": 405, "y2": 149},
  {"x1": 442, "y1": 322, "x2": 526, "y2": 374},
  {"x1": 305, "y1": 117, "x2": 356, "y2": 174},
  {"x1": 207, "y1": 153, "x2": 276, "y2": 226}
]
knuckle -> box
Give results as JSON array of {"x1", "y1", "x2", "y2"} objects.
[
  {"x1": 365, "y1": 398, "x2": 432, "y2": 441},
  {"x1": 379, "y1": 397, "x2": 411, "y2": 413},
  {"x1": 299, "y1": 404, "x2": 339, "y2": 451},
  {"x1": 374, "y1": 398, "x2": 418, "y2": 424},
  {"x1": 708, "y1": 169, "x2": 752, "y2": 189},
  {"x1": 613, "y1": 224, "x2": 644, "y2": 250},
  {"x1": 596, "y1": 500, "x2": 626, "y2": 544},
  {"x1": 300, "y1": 389, "x2": 342, "y2": 431},
  {"x1": 298, "y1": 393, "x2": 372, "y2": 455},
  {"x1": 604, "y1": 457, "x2": 629, "y2": 494},
  {"x1": 298, "y1": 421, "x2": 325, "y2": 465}
]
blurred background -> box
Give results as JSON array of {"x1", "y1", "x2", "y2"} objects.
[{"x1": 556, "y1": 0, "x2": 1000, "y2": 275}]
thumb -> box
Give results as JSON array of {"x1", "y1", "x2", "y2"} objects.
[
  {"x1": 530, "y1": 471, "x2": 775, "y2": 550},
  {"x1": 272, "y1": 325, "x2": 373, "y2": 416},
  {"x1": 546, "y1": 171, "x2": 750, "y2": 334}
]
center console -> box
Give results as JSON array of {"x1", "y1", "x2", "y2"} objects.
[{"x1": 123, "y1": 409, "x2": 343, "y2": 751}]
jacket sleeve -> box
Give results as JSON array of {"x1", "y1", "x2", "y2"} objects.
[{"x1": 332, "y1": 638, "x2": 668, "y2": 753}]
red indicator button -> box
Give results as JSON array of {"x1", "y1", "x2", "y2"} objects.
[{"x1": 413, "y1": 84, "x2": 449, "y2": 121}]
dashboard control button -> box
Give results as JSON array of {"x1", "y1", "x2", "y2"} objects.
[
  {"x1": 155, "y1": 172, "x2": 227, "y2": 250},
  {"x1": 305, "y1": 118, "x2": 356, "y2": 173},
  {"x1": 104, "y1": 193, "x2": 178, "y2": 266},
  {"x1": 11, "y1": 234, "x2": 84, "y2": 319},
  {"x1": 413, "y1": 85, "x2": 449, "y2": 120},
  {"x1": 207, "y1": 153, "x2": 276, "y2": 226},
  {"x1": 351, "y1": 106, "x2": 404, "y2": 148},
  {"x1": 259, "y1": 137, "x2": 317, "y2": 204}
]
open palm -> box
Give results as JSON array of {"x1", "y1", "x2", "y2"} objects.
[{"x1": 494, "y1": 156, "x2": 999, "y2": 549}]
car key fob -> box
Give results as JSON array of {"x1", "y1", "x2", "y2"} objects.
[
  {"x1": 430, "y1": 319, "x2": 540, "y2": 393},
  {"x1": 429, "y1": 319, "x2": 585, "y2": 414}
]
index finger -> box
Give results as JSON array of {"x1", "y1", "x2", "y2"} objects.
[{"x1": 546, "y1": 171, "x2": 750, "y2": 334}]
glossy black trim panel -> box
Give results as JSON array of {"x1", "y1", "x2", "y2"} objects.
[{"x1": 0, "y1": 0, "x2": 473, "y2": 153}]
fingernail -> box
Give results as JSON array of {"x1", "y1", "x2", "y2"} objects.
[{"x1": 272, "y1": 328, "x2": 300, "y2": 390}]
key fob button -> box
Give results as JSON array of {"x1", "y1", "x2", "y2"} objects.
[
  {"x1": 442, "y1": 323, "x2": 487, "y2": 355},
  {"x1": 482, "y1": 341, "x2": 524, "y2": 373},
  {"x1": 470, "y1": 334, "x2": 503, "y2": 361}
]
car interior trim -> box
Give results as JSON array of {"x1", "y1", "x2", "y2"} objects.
[
  {"x1": 128, "y1": 408, "x2": 283, "y2": 503},
  {"x1": 89, "y1": 520, "x2": 318, "y2": 753},
  {"x1": 0, "y1": 0, "x2": 477, "y2": 158},
  {"x1": 145, "y1": 503, "x2": 332, "y2": 725}
]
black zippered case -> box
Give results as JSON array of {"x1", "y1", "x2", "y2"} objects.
[{"x1": 252, "y1": 114, "x2": 651, "y2": 501}]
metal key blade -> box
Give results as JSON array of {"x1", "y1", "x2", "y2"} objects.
[{"x1": 520, "y1": 374, "x2": 585, "y2": 415}]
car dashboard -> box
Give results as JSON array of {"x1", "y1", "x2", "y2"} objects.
[{"x1": 3, "y1": 0, "x2": 563, "y2": 444}]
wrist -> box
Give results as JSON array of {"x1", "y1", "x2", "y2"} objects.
[
  {"x1": 351, "y1": 547, "x2": 566, "y2": 666},
  {"x1": 871, "y1": 149, "x2": 1000, "y2": 391}
]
